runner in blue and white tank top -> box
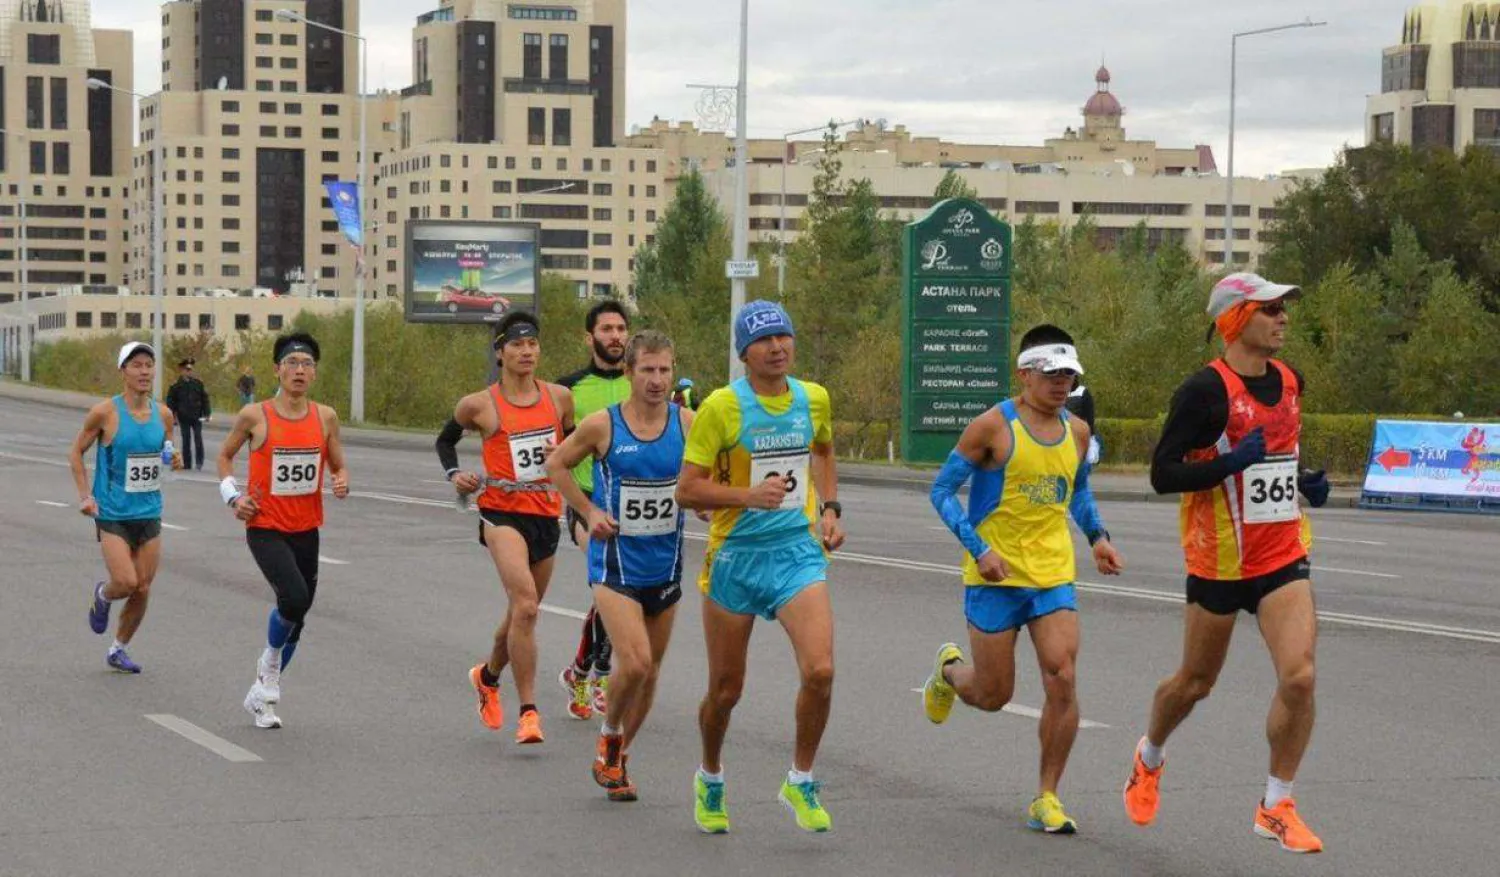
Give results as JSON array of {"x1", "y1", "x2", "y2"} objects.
[
  {"x1": 67, "y1": 342, "x2": 183, "y2": 673},
  {"x1": 547, "y1": 330, "x2": 695, "y2": 803}
]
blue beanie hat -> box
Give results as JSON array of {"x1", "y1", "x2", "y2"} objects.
[{"x1": 734, "y1": 300, "x2": 795, "y2": 356}]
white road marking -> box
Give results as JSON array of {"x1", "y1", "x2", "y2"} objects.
[
  {"x1": 1315, "y1": 565, "x2": 1400, "y2": 580},
  {"x1": 143, "y1": 714, "x2": 262, "y2": 763},
  {"x1": 35, "y1": 500, "x2": 68, "y2": 507},
  {"x1": 906, "y1": 689, "x2": 1109, "y2": 729},
  {"x1": 0, "y1": 450, "x2": 65, "y2": 467},
  {"x1": 1317, "y1": 537, "x2": 1387, "y2": 547},
  {"x1": 541, "y1": 603, "x2": 588, "y2": 621},
  {"x1": 161, "y1": 522, "x2": 189, "y2": 531},
  {"x1": 319, "y1": 555, "x2": 350, "y2": 566}
]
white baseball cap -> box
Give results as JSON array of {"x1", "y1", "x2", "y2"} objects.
[
  {"x1": 1017, "y1": 343, "x2": 1084, "y2": 376},
  {"x1": 116, "y1": 341, "x2": 155, "y2": 368},
  {"x1": 1207, "y1": 272, "x2": 1301, "y2": 318}
]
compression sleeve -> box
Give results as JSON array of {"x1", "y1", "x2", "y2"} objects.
[
  {"x1": 435, "y1": 418, "x2": 464, "y2": 477},
  {"x1": 930, "y1": 451, "x2": 992, "y2": 561},
  {"x1": 1069, "y1": 459, "x2": 1108, "y2": 544}
]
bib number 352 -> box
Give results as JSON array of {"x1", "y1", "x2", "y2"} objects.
[{"x1": 1243, "y1": 456, "x2": 1299, "y2": 524}]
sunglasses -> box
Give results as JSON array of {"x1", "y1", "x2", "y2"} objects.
[{"x1": 1258, "y1": 301, "x2": 1289, "y2": 318}]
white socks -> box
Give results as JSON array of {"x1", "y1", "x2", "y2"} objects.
[
  {"x1": 1139, "y1": 738, "x2": 1165, "y2": 771},
  {"x1": 600, "y1": 722, "x2": 621, "y2": 737},
  {"x1": 788, "y1": 768, "x2": 815, "y2": 785},
  {"x1": 697, "y1": 766, "x2": 724, "y2": 784},
  {"x1": 109, "y1": 639, "x2": 125, "y2": 655},
  {"x1": 260, "y1": 647, "x2": 282, "y2": 669},
  {"x1": 1265, "y1": 776, "x2": 1294, "y2": 808}
]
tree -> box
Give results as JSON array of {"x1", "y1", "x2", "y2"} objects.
[
  {"x1": 1284, "y1": 262, "x2": 1395, "y2": 414},
  {"x1": 1393, "y1": 271, "x2": 1500, "y2": 414},
  {"x1": 934, "y1": 169, "x2": 978, "y2": 202},
  {"x1": 632, "y1": 170, "x2": 725, "y2": 301}
]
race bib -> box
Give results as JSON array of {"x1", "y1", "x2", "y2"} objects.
[
  {"x1": 1243, "y1": 455, "x2": 1299, "y2": 524},
  {"x1": 125, "y1": 453, "x2": 162, "y2": 494},
  {"x1": 750, "y1": 450, "x2": 810, "y2": 511},
  {"x1": 509, "y1": 428, "x2": 553, "y2": 483},
  {"x1": 271, "y1": 447, "x2": 322, "y2": 497},
  {"x1": 618, "y1": 478, "x2": 678, "y2": 537}
]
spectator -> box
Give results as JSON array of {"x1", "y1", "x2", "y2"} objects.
[
  {"x1": 1065, "y1": 382, "x2": 1101, "y2": 466},
  {"x1": 672, "y1": 377, "x2": 700, "y2": 411},
  {"x1": 236, "y1": 366, "x2": 256, "y2": 406},
  {"x1": 165, "y1": 357, "x2": 211, "y2": 470}
]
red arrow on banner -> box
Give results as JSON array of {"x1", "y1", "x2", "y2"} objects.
[{"x1": 1376, "y1": 446, "x2": 1413, "y2": 472}]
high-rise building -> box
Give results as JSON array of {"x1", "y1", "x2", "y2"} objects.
[
  {"x1": 1368, "y1": 0, "x2": 1500, "y2": 152},
  {"x1": 0, "y1": 0, "x2": 133, "y2": 304}
]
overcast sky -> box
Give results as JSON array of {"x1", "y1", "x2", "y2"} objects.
[{"x1": 94, "y1": 0, "x2": 1403, "y2": 175}]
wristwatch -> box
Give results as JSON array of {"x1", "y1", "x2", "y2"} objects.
[{"x1": 820, "y1": 500, "x2": 843, "y2": 519}]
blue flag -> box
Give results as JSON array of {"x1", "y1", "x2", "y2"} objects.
[{"x1": 324, "y1": 181, "x2": 363, "y2": 247}]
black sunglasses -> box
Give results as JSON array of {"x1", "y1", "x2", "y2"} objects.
[{"x1": 1258, "y1": 301, "x2": 1289, "y2": 317}]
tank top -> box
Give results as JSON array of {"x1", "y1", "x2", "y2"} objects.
[
  {"x1": 478, "y1": 381, "x2": 564, "y2": 517},
  {"x1": 723, "y1": 377, "x2": 817, "y2": 541},
  {"x1": 961, "y1": 400, "x2": 1078, "y2": 588},
  {"x1": 93, "y1": 395, "x2": 167, "y2": 522},
  {"x1": 1179, "y1": 359, "x2": 1310, "y2": 580},
  {"x1": 587, "y1": 404, "x2": 686, "y2": 587},
  {"x1": 247, "y1": 401, "x2": 326, "y2": 533}
]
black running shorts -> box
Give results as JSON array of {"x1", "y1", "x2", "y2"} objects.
[
  {"x1": 1186, "y1": 556, "x2": 1311, "y2": 616},
  {"x1": 479, "y1": 509, "x2": 561, "y2": 565}
]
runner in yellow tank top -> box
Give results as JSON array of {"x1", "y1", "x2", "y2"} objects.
[{"x1": 923, "y1": 325, "x2": 1125, "y2": 835}]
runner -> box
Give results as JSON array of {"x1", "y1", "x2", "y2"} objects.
[
  {"x1": 217, "y1": 332, "x2": 350, "y2": 729},
  {"x1": 555, "y1": 300, "x2": 632, "y2": 721},
  {"x1": 546, "y1": 329, "x2": 691, "y2": 802},
  {"x1": 923, "y1": 325, "x2": 1124, "y2": 835},
  {"x1": 1123, "y1": 273, "x2": 1331, "y2": 854},
  {"x1": 676, "y1": 300, "x2": 845, "y2": 834},
  {"x1": 68, "y1": 341, "x2": 182, "y2": 673},
  {"x1": 439, "y1": 311, "x2": 574, "y2": 745}
]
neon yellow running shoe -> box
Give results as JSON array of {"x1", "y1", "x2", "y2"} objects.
[
  {"x1": 694, "y1": 773, "x2": 729, "y2": 834},
  {"x1": 779, "y1": 779, "x2": 832, "y2": 832},
  {"x1": 923, "y1": 643, "x2": 964, "y2": 724},
  {"x1": 1027, "y1": 791, "x2": 1078, "y2": 834}
]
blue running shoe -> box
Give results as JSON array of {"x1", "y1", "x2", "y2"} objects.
[
  {"x1": 88, "y1": 582, "x2": 110, "y2": 635},
  {"x1": 106, "y1": 648, "x2": 142, "y2": 674}
]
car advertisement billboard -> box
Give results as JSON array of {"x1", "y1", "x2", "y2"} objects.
[{"x1": 404, "y1": 221, "x2": 540, "y2": 324}]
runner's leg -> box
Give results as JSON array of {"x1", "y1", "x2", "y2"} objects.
[
  {"x1": 1028, "y1": 609, "x2": 1081, "y2": 794},
  {"x1": 115, "y1": 536, "x2": 162, "y2": 645},
  {"x1": 98, "y1": 530, "x2": 140, "y2": 604},
  {"x1": 625, "y1": 604, "x2": 676, "y2": 748},
  {"x1": 699, "y1": 597, "x2": 755, "y2": 774},
  {"x1": 776, "y1": 582, "x2": 835, "y2": 773},
  {"x1": 595, "y1": 586, "x2": 648, "y2": 732},
  {"x1": 1147, "y1": 603, "x2": 1236, "y2": 747},
  {"x1": 280, "y1": 530, "x2": 320, "y2": 668},
  {"x1": 1257, "y1": 580, "x2": 1317, "y2": 781},
  {"x1": 947, "y1": 625, "x2": 1020, "y2": 712},
  {"x1": 481, "y1": 524, "x2": 545, "y2": 704}
]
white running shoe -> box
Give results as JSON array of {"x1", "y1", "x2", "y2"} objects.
[
  {"x1": 255, "y1": 651, "x2": 282, "y2": 704},
  {"x1": 244, "y1": 687, "x2": 283, "y2": 729}
]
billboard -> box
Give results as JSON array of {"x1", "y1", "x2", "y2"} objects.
[
  {"x1": 1360, "y1": 419, "x2": 1500, "y2": 514},
  {"x1": 404, "y1": 221, "x2": 540, "y2": 324}
]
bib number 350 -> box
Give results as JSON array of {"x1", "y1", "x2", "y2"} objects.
[{"x1": 271, "y1": 450, "x2": 322, "y2": 497}]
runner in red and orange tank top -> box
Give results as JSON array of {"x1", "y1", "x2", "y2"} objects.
[
  {"x1": 217, "y1": 332, "x2": 350, "y2": 730},
  {"x1": 436, "y1": 311, "x2": 574, "y2": 745},
  {"x1": 1123, "y1": 274, "x2": 1332, "y2": 854}
]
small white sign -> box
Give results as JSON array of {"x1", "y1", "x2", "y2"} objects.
[{"x1": 725, "y1": 260, "x2": 761, "y2": 279}]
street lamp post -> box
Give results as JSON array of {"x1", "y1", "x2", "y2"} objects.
[
  {"x1": 86, "y1": 79, "x2": 165, "y2": 398},
  {"x1": 778, "y1": 119, "x2": 859, "y2": 296},
  {"x1": 728, "y1": 0, "x2": 749, "y2": 382},
  {"x1": 0, "y1": 127, "x2": 31, "y2": 382},
  {"x1": 276, "y1": 8, "x2": 368, "y2": 422},
  {"x1": 1225, "y1": 18, "x2": 1326, "y2": 266}
]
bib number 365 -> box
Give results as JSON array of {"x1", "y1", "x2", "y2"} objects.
[{"x1": 1243, "y1": 456, "x2": 1299, "y2": 524}]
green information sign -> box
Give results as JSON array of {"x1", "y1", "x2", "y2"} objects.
[{"x1": 901, "y1": 199, "x2": 1013, "y2": 464}]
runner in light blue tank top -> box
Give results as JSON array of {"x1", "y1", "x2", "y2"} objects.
[
  {"x1": 588, "y1": 402, "x2": 686, "y2": 589},
  {"x1": 93, "y1": 394, "x2": 167, "y2": 522}
]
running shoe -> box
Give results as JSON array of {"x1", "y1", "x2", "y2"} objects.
[
  {"x1": 600, "y1": 754, "x2": 638, "y2": 802},
  {"x1": 106, "y1": 648, "x2": 141, "y2": 674},
  {"x1": 593, "y1": 733, "x2": 626, "y2": 787},
  {"x1": 591, "y1": 673, "x2": 610, "y2": 716},
  {"x1": 88, "y1": 582, "x2": 110, "y2": 635},
  {"x1": 243, "y1": 687, "x2": 282, "y2": 729},
  {"x1": 1027, "y1": 791, "x2": 1078, "y2": 834},
  {"x1": 559, "y1": 666, "x2": 593, "y2": 720},
  {"x1": 694, "y1": 773, "x2": 730, "y2": 834},
  {"x1": 255, "y1": 652, "x2": 282, "y2": 704},
  {"x1": 1124, "y1": 737, "x2": 1164, "y2": 826},
  {"x1": 1254, "y1": 798, "x2": 1323, "y2": 853},
  {"x1": 469, "y1": 663, "x2": 503, "y2": 730},
  {"x1": 515, "y1": 708, "x2": 544, "y2": 745},
  {"x1": 923, "y1": 642, "x2": 963, "y2": 724},
  {"x1": 779, "y1": 778, "x2": 832, "y2": 833}
]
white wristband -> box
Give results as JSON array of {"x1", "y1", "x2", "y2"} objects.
[{"x1": 219, "y1": 476, "x2": 241, "y2": 506}]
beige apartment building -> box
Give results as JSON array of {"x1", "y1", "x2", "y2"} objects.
[
  {"x1": 0, "y1": 0, "x2": 134, "y2": 304},
  {"x1": 1367, "y1": 1, "x2": 1500, "y2": 151}
]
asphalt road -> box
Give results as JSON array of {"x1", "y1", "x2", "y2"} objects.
[{"x1": 1, "y1": 395, "x2": 1496, "y2": 877}]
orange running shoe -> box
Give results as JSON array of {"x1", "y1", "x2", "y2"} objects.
[
  {"x1": 1123, "y1": 737, "x2": 1163, "y2": 826},
  {"x1": 593, "y1": 734, "x2": 626, "y2": 786},
  {"x1": 1254, "y1": 798, "x2": 1323, "y2": 853},
  {"x1": 606, "y1": 755, "x2": 638, "y2": 802},
  {"x1": 468, "y1": 664, "x2": 503, "y2": 731},
  {"x1": 515, "y1": 708, "x2": 544, "y2": 745}
]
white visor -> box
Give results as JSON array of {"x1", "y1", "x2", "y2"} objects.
[
  {"x1": 1017, "y1": 343, "x2": 1084, "y2": 376},
  {"x1": 117, "y1": 341, "x2": 155, "y2": 368}
]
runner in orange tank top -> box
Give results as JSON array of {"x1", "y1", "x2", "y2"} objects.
[
  {"x1": 1123, "y1": 274, "x2": 1332, "y2": 855},
  {"x1": 437, "y1": 311, "x2": 574, "y2": 745},
  {"x1": 217, "y1": 332, "x2": 350, "y2": 730}
]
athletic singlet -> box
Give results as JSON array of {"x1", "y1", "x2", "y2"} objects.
[
  {"x1": 961, "y1": 400, "x2": 1079, "y2": 588},
  {"x1": 1180, "y1": 359, "x2": 1311, "y2": 580},
  {"x1": 478, "y1": 382, "x2": 564, "y2": 518},
  {"x1": 587, "y1": 403, "x2": 686, "y2": 587},
  {"x1": 93, "y1": 395, "x2": 167, "y2": 522},
  {"x1": 247, "y1": 401, "x2": 327, "y2": 533}
]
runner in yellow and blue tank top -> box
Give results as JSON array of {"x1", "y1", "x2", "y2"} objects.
[
  {"x1": 923, "y1": 325, "x2": 1125, "y2": 836},
  {"x1": 677, "y1": 300, "x2": 845, "y2": 836}
]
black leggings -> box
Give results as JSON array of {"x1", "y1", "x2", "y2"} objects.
[{"x1": 246, "y1": 528, "x2": 320, "y2": 643}]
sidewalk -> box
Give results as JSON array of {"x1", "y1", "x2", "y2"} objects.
[{"x1": 0, "y1": 378, "x2": 1362, "y2": 506}]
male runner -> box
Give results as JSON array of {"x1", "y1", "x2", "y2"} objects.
[
  {"x1": 1123, "y1": 273, "x2": 1331, "y2": 854},
  {"x1": 68, "y1": 342, "x2": 182, "y2": 673},
  {"x1": 547, "y1": 330, "x2": 692, "y2": 802},
  {"x1": 676, "y1": 300, "x2": 845, "y2": 835},
  {"x1": 555, "y1": 300, "x2": 631, "y2": 720},
  {"x1": 439, "y1": 311, "x2": 574, "y2": 745},
  {"x1": 218, "y1": 333, "x2": 350, "y2": 729},
  {"x1": 923, "y1": 325, "x2": 1124, "y2": 834}
]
